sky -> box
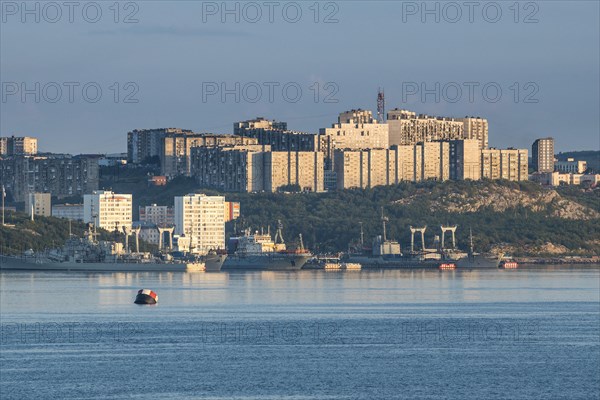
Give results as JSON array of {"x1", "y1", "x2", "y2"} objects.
[{"x1": 1, "y1": 1, "x2": 599, "y2": 154}]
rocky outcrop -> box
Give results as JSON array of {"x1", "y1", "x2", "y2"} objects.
[{"x1": 394, "y1": 184, "x2": 598, "y2": 220}]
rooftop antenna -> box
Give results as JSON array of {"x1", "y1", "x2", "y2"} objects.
[{"x1": 377, "y1": 88, "x2": 385, "y2": 123}]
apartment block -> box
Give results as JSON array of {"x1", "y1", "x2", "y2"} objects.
[
  {"x1": 139, "y1": 204, "x2": 174, "y2": 226},
  {"x1": 461, "y1": 117, "x2": 489, "y2": 149},
  {"x1": 161, "y1": 133, "x2": 257, "y2": 177},
  {"x1": 52, "y1": 204, "x2": 84, "y2": 221},
  {"x1": 191, "y1": 145, "x2": 267, "y2": 192},
  {"x1": 264, "y1": 151, "x2": 324, "y2": 192},
  {"x1": 387, "y1": 109, "x2": 463, "y2": 147},
  {"x1": 127, "y1": 128, "x2": 193, "y2": 164},
  {"x1": 450, "y1": 139, "x2": 482, "y2": 180},
  {"x1": 319, "y1": 110, "x2": 389, "y2": 166},
  {"x1": 0, "y1": 154, "x2": 99, "y2": 202},
  {"x1": 481, "y1": 148, "x2": 528, "y2": 181},
  {"x1": 83, "y1": 190, "x2": 132, "y2": 231},
  {"x1": 387, "y1": 110, "x2": 488, "y2": 150},
  {"x1": 174, "y1": 194, "x2": 225, "y2": 254},
  {"x1": 233, "y1": 117, "x2": 287, "y2": 134},
  {"x1": 418, "y1": 141, "x2": 450, "y2": 181},
  {"x1": 0, "y1": 136, "x2": 38, "y2": 156},
  {"x1": 191, "y1": 145, "x2": 324, "y2": 193},
  {"x1": 25, "y1": 192, "x2": 51, "y2": 217},
  {"x1": 224, "y1": 201, "x2": 240, "y2": 222},
  {"x1": 532, "y1": 138, "x2": 554, "y2": 173}
]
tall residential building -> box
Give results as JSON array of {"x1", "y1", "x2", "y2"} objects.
[
  {"x1": 555, "y1": 158, "x2": 587, "y2": 174},
  {"x1": 139, "y1": 204, "x2": 174, "y2": 225},
  {"x1": 0, "y1": 136, "x2": 38, "y2": 156},
  {"x1": 127, "y1": 128, "x2": 193, "y2": 164},
  {"x1": 224, "y1": 201, "x2": 240, "y2": 222},
  {"x1": 174, "y1": 194, "x2": 225, "y2": 254},
  {"x1": 233, "y1": 117, "x2": 287, "y2": 135},
  {"x1": 191, "y1": 145, "x2": 267, "y2": 192},
  {"x1": 418, "y1": 141, "x2": 450, "y2": 181},
  {"x1": 460, "y1": 117, "x2": 489, "y2": 149},
  {"x1": 387, "y1": 110, "x2": 488, "y2": 149},
  {"x1": 449, "y1": 139, "x2": 482, "y2": 180},
  {"x1": 333, "y1": 143, "x2": 450, "y2": 190},
  {"x1": 532, "y1": 138, "x2": 554, "y2": 172},
  {"x1": 52, "y1": 204, "x2": 84, "y2": 221},
  {"x1": 319, "y1": 110, "x2": 389, "y2": 167},
  {"x1": 481, "y1": 148, "x2": 528, "y2": 181},
  {"x1": 0, "y1": 154, "x2": 100, "y2": 202},
  {"x1": 387, "y1": 109, "x2": 463, "y2": 146},
  {"x1": 25, "y1": 192, "x2": 51, "y2": 217},
  {"x1": 234, "y1": 117, "x2": 317, "y2": 152},
  {"x1": 263, "y1": 151, "x2": 324, "y2": 192},
  {"x1": 83, "y1": 190, "x2": 132, "y2": 231},
  {"x1": 191, "y1": 145, "x2": 324, "y2": 193},
  {"x1": 161, "y1": 133, "x2": 257, "y2": 177}
]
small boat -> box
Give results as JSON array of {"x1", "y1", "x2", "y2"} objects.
[{"x1": 135, "y1": 289, "x2": 158, "y2": 304}]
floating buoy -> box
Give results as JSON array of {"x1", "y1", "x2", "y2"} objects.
[{"x1": 135, "y1": 289, "x2": 158, "y2": 304}]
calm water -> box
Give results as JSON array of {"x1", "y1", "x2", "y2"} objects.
[{"x1": 1, "y1": 267, "x2": 599, "y2": 400}]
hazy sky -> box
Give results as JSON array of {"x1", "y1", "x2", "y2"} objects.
[{"x1": 1, "y1": 1, "x2": 598, "y2": 154}]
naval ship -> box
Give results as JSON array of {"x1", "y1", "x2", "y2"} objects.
[
  {"x1": 454, "y1": 229, "x2": 502, "y2": 269},
  {"x1": 344, "y1": 211, "x2": 495, "y2": 269},
  {"x1": 222, "y1": 221, "x2": 311, "y2": 271},
  {"x1": 0, "y1": 225, "x2": 226, "y2": 272}
]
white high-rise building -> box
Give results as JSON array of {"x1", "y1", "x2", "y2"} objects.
[
  {"x1": 83, "y1": 190, "x2": 132, "y2": 231},
  {"x1": 174, "y1": 194, "x2": 225, "y2": 254}
]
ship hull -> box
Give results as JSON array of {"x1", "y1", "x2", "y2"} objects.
[
  {"x1": 345, "y1": 255, "x2": 443, "y2": 269},
  {"x1": 204, "y1": 253, "x2": 227, "y2": 272},
  {"x1": 0, "y1": 255, "x2": 205, "y2": 272},
  {"x1": 455, "y1": 254, "x2": 501, "y2": 269},
  {"x1": 222, "y1": 253, "x2": 310, "y2": 271}
]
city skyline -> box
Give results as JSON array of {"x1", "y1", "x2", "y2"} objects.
[{"x1": 1, "y1": 2, "x2": 598, "y2": 154}]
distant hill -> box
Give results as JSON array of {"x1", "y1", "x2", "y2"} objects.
[{"x1": 556, "y1": 151, "x2": 600, "y2": 172}]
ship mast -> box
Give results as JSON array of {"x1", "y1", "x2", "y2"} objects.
[
  {"x1": 381, "y1": 207, "x2": 388, "y2": 242},
  {"x1": 359, "y1": 221, "x2": 364, "y2": 248},
  {"x1": 469, "y1": 227, "x2": 474, "y2": 254},
  {"x1": 274, "y1": 220, "x2": 285, "y2": 244}
]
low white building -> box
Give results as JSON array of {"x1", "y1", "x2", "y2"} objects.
[
  {"x1": 52, "y1": 204, "x2": 84, "y2": 221},
  {"x1": 83, "y1": 190, "x2": 132, "y2": 231},
  {"x1": 555, "y1": 158, "x2": 587, "y2": 174}
]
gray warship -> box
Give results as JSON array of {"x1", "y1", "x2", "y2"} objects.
[
  {"x1": 222, "y1": 221, "x2": 311, "y2": 271},
  {"x1": 0, "y1": 225, "x2": 226, "y2": 272}
]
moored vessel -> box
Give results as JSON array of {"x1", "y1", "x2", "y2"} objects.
[
  {"x1": 223, "y1": 221, "x2": 311, "y2": 271},
  {"x1": 0, "y1": 226, "x2": 212, "y2": 272}
]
